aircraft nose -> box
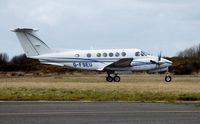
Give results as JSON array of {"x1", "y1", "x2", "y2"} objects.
[{"x1": 163, "y1": 58, "x2": 172, "y2": 67}]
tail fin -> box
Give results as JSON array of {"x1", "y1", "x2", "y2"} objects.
[{"x1": 12, "y1": 28, "x2": 53, "y2": 57}]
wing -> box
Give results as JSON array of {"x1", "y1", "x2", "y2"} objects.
[{"x1": 105, "y1": 58, "x2": 133, "y2": 68}]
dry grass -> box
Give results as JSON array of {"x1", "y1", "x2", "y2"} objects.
[{"x1": 0, "y1": 73, "x2": 200, "y2": 94}]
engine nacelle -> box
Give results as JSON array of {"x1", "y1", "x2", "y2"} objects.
[{"x1": 148, "y1": 67, "x2": 168, "y2": 73}]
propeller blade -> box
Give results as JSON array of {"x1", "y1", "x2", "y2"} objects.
[{"x1": 158, "y1": 52, "x2": 162, "y2": 61}]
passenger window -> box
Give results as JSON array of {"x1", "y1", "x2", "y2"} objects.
[
  {"x1": 115, "y1": 52, "x2": 120, "y2": 57},
  {"x1": 87, "y1": 53, "x2": 91, "y2": 58},
  {"x1": 135, "y1": 52, "x2": 140, "y2": 56},
  {"x1": 103, "y1": 53, "x2": 107, "y2": 57},
  {"x1": 75, "y1": 54, "x2": 80, "y2": 58},
  {"x1": 97, "y1": 53, "x2": 101, "y2": 57},
  {"x1": 109, "y1": 52, "x2": 113, "y2": 57},
  {"x1": 121, "y1": 52, "x2": 126, "y2": 56}
]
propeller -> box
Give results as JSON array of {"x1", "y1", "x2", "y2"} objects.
[
  {"x1": 157, "y1": 52, "x2": 162, "y2": 70},
  {"x1": 150, "y1": 51, "x2": 163, "y2": 72},
  {"x1": 150, "y1": 52, "x2": 162, "y2": 64}
]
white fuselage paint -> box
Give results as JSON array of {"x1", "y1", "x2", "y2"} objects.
[{"x1": 31, "y1": 48, "x2": 172, "y2": 73}]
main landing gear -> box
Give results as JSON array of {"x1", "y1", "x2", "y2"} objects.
[{"x1": 106, "y1": 73, "x2": 120, "y2": 82}]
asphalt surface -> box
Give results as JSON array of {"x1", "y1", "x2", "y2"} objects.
[{"x1": 0, "y1": 102, "x2": 200, "y2": 124}]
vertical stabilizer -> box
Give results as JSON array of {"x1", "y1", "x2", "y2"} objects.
[{"x1": 12, "y1": 28, "x2": 53, "y2": 57}]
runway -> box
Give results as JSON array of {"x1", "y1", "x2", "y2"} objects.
[{"x1": 0, "y1": 102, "x2": 200, "y2": 124}]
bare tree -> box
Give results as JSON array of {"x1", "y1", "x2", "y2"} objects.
[
  {"x1": 197, "y1": 44, "x2": 200, "y2": 57},
  {"x1": 178, "y1": 43, "x2": 200, "y2": 58},
  {"x1": 10, "y1": 54, "x2": 26, "y2": 65},
  {"x1": 0, "y1": 53, "x2": 9, "y2": 64}
]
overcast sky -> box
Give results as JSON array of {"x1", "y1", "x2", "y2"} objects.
[{"x1": 0, "y1": 0, "x2": 200, "y2": 58}]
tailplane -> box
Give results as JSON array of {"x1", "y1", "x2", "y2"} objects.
[{"x1": 12, "y1": 28, "x2": 53, "y2": 57}]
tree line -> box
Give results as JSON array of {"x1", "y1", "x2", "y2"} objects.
[
  {"x1": 169, "y1": 43, "x2": 200, "y2": 74},
  {"x1": 0, "y1": 43, "x2": 200, "y2": 75},
  {"x1": 0, "y1": 53, "x2": 68, "y2": 73}
]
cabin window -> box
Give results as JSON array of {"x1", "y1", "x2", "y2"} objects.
[
  {"x1": 87, "y1": 53, "x2": 91, "y2": 58},
  {"x1": 75, "y1": 54, "x2": 80, "y2": 58},
  {"x1": 135, "y1": 52, "x2": 140, "y2": 56},
  {"x1": 103, "y1": 53, "x2": 107, "y2": 57},
  {"x1": 109, "y1": 52, "x2": 113, "y2": 57},
  {"x1": 97, "y1": 53, "x2": 101, "y2": 57},
  {"x1": 115, "y1": 52, "x2": 120, "y2": 57},
  {"x1": 121, "y1": 52, "x2": 126, "y2": 56}
]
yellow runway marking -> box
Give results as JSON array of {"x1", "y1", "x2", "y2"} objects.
[{"x1": 0, "y1": 110, "x2": 200, "y2": 116}]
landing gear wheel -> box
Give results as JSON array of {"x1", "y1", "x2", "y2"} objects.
[
  {"x1": 165, "y1": 75, "x2": 172, "y2": 82},
  {"x1": 114, "y1": 76, "x2": 120, "y2": 82},
  {"x1": 106, "y1": 76, "x2": 113, "y2": 82}
]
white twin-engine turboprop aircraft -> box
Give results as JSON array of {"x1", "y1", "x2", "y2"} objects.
[{"x1": 12, "y1": 28, "x2": 173, "y2": 82}]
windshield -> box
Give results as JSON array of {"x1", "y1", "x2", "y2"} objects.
[
  {"x1": 135, "y1": 51, "x2": 150, "y2": 56},
  {"x1": 141, "y1": 51, "x2": 150, "y2": 56}
]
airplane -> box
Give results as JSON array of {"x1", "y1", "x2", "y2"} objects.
[{"x1": 12, "y1": 28, "x2": 173, "y2": 82}]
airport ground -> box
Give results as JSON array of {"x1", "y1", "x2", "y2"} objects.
[
  {"x1": 0, "y1": 73, "x2": 200, "y2": 101},
  {"x1": 0, "y1": 101, "x2": 200, "y2": 124},
  {"x1": 0, "y1": 73, "x2": 200, "y2": 124}
]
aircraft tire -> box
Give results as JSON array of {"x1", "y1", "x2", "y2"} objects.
[
  {"x1": 165, "y1": 75, "x2": 172, "y2": 82},
  {"x1": 106, "y1": 76, "x2": 113, "y2": 82},
  {"x1": 114, "y1": 76, "x2": 120, "y2": 82}
]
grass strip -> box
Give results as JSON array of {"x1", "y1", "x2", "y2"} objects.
[{"x1": 0, "y1": 87, "x2": 200, "y2": 102}]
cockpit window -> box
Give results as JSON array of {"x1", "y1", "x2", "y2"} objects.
[
  {"x1": 141, "y1": 51, "x2": 145, "y2": 56},
  {"x1": 135, "y1": 51, "x2": 149, "y2": 56},
  {"x1": 135, "y1": 52, "x2": 140, "y2": 56},
  {"x1": 141, "y1": 51, "x2": 150, "y2": 56}
]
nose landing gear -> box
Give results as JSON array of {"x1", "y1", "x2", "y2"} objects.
[{"x1": 165, "y1": 73, "x2": 172, "y2": 82}]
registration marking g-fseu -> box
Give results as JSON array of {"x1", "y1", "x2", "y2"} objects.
[{"x1": 73, "y1": 62, "x2": 93, "y2": 68}]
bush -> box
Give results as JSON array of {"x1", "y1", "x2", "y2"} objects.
[{"x1": 169, "y1": 57, "x2": 200, "y2": 75}]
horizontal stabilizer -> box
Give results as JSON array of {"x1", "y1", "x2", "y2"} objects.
[{"x1": 11, "y1": 28, "x2": 38, "y2": 32}]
